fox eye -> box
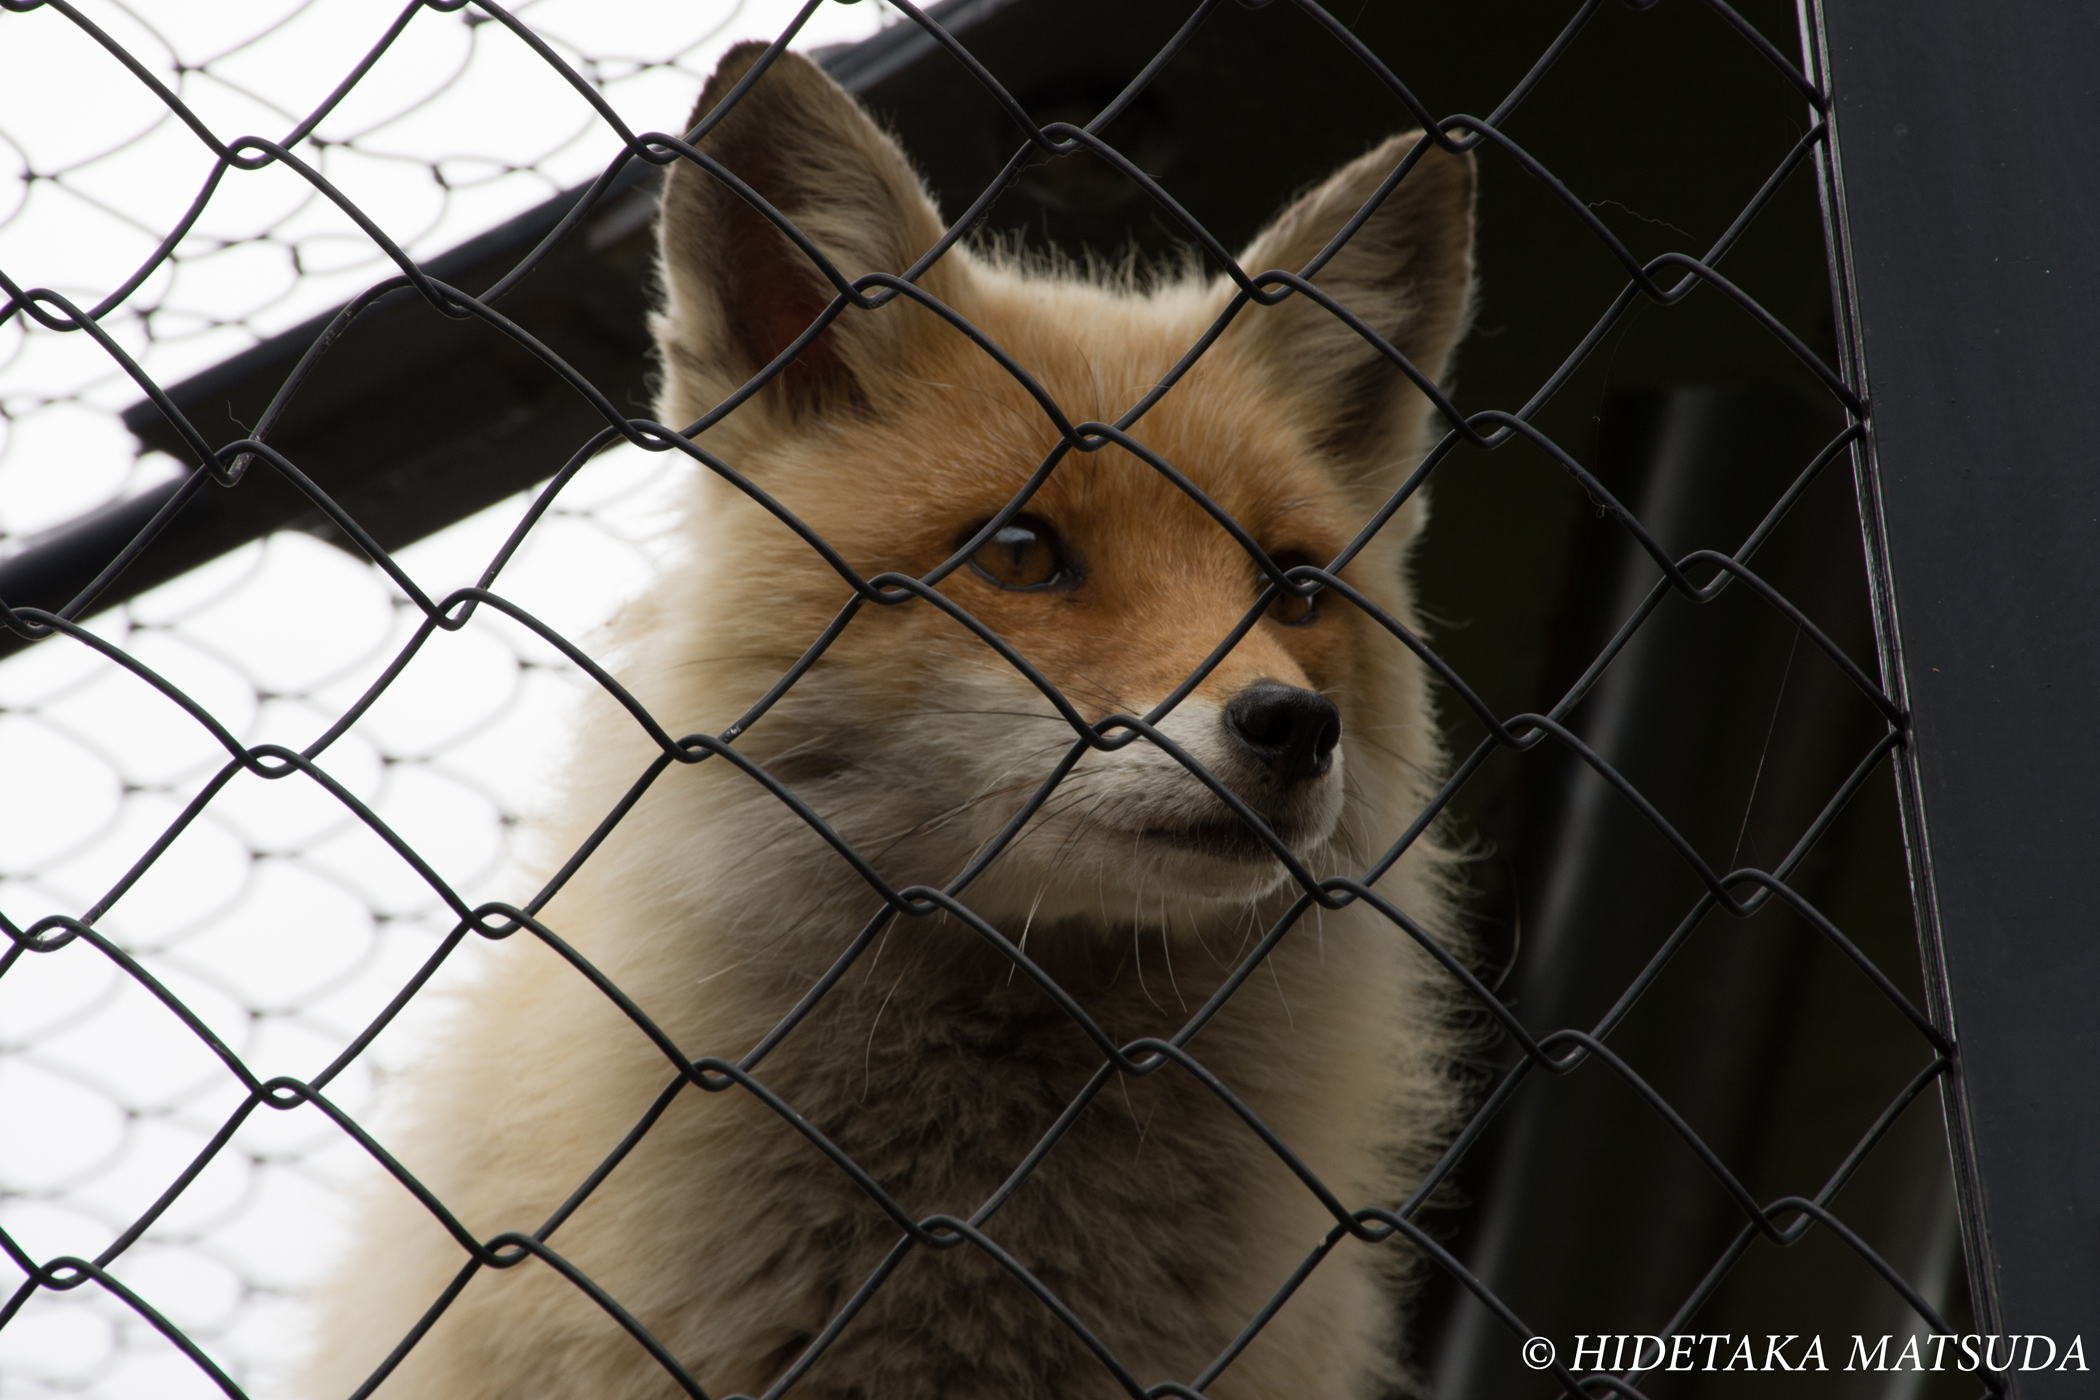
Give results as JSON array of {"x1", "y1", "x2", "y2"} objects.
[
  {"x1": 1266, "y1": 551, "x2": 1321, "y2": 626},
  {"x1": 968, "y1": 516, "x2": 1075, "y2": 591}
]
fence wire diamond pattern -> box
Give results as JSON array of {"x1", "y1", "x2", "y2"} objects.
[{"x1": 0, "y1": 1, "x2": 1978, "y2": 1397}]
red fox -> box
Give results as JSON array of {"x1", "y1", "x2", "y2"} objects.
[{"x1": 306, "y1": 40, "x2": 1475, "y2": 1400}]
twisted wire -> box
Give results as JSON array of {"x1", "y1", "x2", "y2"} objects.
[{"x1": 0, "y1": 2, "x2": 1980, "y2": 1397}]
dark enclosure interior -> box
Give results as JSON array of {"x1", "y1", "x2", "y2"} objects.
[{"x1": 1, "y1": 1, "x2": 1981, "y2": 1396}]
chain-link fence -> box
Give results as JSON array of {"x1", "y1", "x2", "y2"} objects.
[
  {"x1": 0, "y1": 1, "x2": 1994, "y2": 1397},
  {"x1": 0, "y1": 6, "x2": 888, "y2": 1394}
]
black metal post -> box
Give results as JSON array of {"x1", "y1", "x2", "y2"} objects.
[{"x1": 1806, "y1": 1, "x2": 2100, "y2": 1388}]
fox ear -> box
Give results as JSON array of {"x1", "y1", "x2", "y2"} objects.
[
  {"x1": 654, "y1": 44, "x2": 954, "y2": 430},
  {"x1": 1224, "y1": 135, "x2": 1476, "y2": 481}
]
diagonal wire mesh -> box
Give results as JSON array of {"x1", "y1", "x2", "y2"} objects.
[
  {"x1": 0, "y1": 0, "x2": 1985, "y2": 1397},
  {"x1": 0, "y1": 5, "x2": 888, "y2": 1393}
]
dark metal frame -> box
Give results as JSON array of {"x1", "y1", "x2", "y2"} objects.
[{"x1": 1806, "y1": 0, "x2": 2100, "y2": 1389}]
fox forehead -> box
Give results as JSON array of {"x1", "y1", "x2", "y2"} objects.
[
  {"x1": 778, "y1": 279, "x2": 1361, "y2": 577},
  {"x1": 707, "y1": 309, "x2": 1364, "y2": 715}
]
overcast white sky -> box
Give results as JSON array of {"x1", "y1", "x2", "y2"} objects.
[
  {"x1": 0, "y1": 4, "x2": 899, "y2": 1395},
  {"x1": 0, "y1": 0, "x2": 896, "y2": 539}
]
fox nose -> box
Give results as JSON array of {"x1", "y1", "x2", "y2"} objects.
[{"x1": 1224, "y1": 683, "x2": 1341, "y2": 783}]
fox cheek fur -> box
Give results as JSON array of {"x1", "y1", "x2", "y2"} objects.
[{"x1": 304, "y1": 39, "x2": 1475, "y2": 1400}]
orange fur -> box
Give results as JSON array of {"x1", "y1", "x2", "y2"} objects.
[{"x1": 305, "y1": 43, "x2": 1476, "y2": 1400}]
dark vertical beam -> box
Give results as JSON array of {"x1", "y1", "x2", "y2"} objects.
[{"x1": 1806, "y1": 0, "x2": 2100, "y2": 1386}]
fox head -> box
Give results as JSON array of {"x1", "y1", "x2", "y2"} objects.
[{"x1": 630, "y1": 43, "x2": 1474, "y2": 943}]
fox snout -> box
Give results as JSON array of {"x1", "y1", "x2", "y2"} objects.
[
  {"x1": 1223, "y1": 682, "x2": 1341, "y2": 785},
  {"x1": 1117, "y1": 680, "x2": 1348, "y2": 885},
  {"x1": 1186, "y1": 680, "x2": 1347, "y2": 863}
]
